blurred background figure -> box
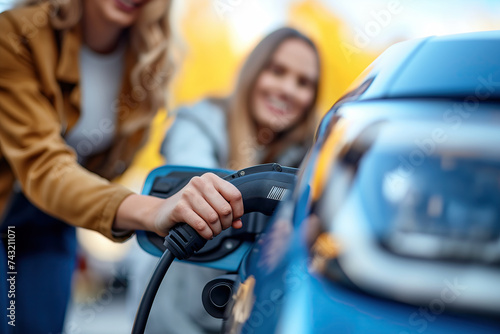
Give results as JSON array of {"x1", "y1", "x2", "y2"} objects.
[
  {"x1": 163, "y1": 27, "x2": 320, "y2": 170},
  {"x1": 127, "y1": 27, "x2": 321, "y2": 334}
]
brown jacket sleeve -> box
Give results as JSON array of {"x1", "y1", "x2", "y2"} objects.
[{"x1": 0, "y1": 11, "x2": 134, "y2": 241}]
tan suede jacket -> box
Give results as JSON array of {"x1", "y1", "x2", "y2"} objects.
[{"x1": 0, "y1": 4, "x2": 153, "y2": 241}]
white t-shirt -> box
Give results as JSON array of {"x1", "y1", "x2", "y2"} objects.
[{"x1": 65, "y1": 42, "x2": 125, "y2": 163}]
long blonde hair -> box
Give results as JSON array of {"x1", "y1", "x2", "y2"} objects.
[
  {"x1": 16, "y1": 0, "x2": 172, "y2": 135},
  {"x1": 226, "y1": 27, "x2": 321, "y2": 170}
]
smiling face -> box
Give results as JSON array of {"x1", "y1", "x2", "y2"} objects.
[
  {"x1": 250, "y1": 38, "x2": 319, "y2": 134},
  {"x1": 85, "y1": 0, "x2": 151, "y2": 28}
]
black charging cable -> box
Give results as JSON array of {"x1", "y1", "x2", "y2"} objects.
[{"x1": 131, "y1": 224, "x2": 207, "y2": 334}]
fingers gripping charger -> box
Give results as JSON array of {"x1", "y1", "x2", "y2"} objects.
[{"x1": 132, "y1": 164, "x2": 297, "y2": 334}]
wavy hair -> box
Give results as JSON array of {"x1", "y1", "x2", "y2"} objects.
[
  {"x1": 16, "y1": 0, "x2": 172, "y2": 134},
  {"x1": 226, "y1": 27, "x2": 321, "y2": 170}
]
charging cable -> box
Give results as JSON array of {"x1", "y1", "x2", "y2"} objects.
[{"x1": 132, "y1": 224, "x2": 207, "y2": 334}]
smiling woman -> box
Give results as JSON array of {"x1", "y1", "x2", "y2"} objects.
[
  {"x1": 251, "y1": 38, "x2": 318, "y2": 134},
  {"x1": 226, "y1": 27, "x2": 321, "y2": 170},
  {"x1": 159, "y1": 27, "x2": 321, "y2": 173},
  {"x1": 0, "y1": 0, "x2": 168, "y2": 332}
]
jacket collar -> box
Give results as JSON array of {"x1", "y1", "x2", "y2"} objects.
[{"x1": 55, "y1": 21, "x2": 82, "y2": 84}]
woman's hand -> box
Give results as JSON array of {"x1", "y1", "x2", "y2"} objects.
[{"x1": 114, "y1": 173, "x2": 244, "y2": 239}]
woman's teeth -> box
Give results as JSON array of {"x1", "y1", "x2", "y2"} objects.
[{"x1": 269, "y1": 97, "x2": 288, "y2": 112}]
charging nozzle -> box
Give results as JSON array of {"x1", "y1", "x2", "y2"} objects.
[{"x1": 164, "y1": 163, "x2": 297, "y2": 261}]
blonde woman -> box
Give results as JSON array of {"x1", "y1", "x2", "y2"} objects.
[
  {"x1": 137, "y1": 27, "x2": 320, "y2": 334},
  {"x1": 163, "y1": 27, "x2": 320, "y2": 171},
  {"x1": 0, "y1": 1, "x2": 243, "y2": 332}
]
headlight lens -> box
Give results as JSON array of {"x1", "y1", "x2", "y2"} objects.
[{"x1": 358, "y1": 150, "x2": 500, "y2": 263}]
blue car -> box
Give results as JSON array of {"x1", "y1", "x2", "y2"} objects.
[{"x1": 136, "y1": 30, "x2": 500, "y2": 334}]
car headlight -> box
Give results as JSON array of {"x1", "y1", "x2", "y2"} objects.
[{"x1": 308, "y1": 120, "x2": 500, "y2": 316}]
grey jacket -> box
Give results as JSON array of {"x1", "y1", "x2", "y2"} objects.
[
  {"x1": 161, "y1": 100, "x2": 229, "y2": 168},
  {"x1": 162, "y1": 99, "x2": 309, "y2": 169}
]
